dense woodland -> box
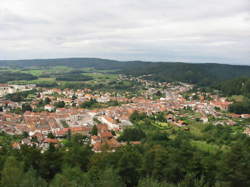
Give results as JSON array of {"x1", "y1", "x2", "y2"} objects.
[
  {"x1": 213, "y1": 77, "x2": 250, "y2": 114},
  {"x1": 215, "y1": 77, "x2": 250, "y2": 98},
  {"x1": 122, "y1": 63, "x2": 250, "y2": 86},
  {"x1": 0, "y1": 112, "x2": 250, "y2": 187},
  {"x1": 0, "y1": 72, "x2": 37, "y2": 83},
  {"x1": 55, "y1": 72, "x2": 93, "y2": 82}
]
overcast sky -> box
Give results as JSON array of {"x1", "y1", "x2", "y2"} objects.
[{"x1": 0, "y1": 0, "x2": 249, "y2": 65}]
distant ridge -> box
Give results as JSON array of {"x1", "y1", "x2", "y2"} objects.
[
  {"x1": 0, "y1": 57, "x2": 250, "y2": 86},
  {"x1": 0, "y1": 57, "x2": 249, "y2": 68}
]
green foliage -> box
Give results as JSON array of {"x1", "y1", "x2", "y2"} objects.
[
  {"x1": 22, "y1": 103, "x2": 32, "y2": 112},
  {"x1": 118, "y1": 128, "x2": 146, "y2": 142},
  {"x1": 129, "y1": 111, "x2": 147, "y2": 123},
  {"x1": 0, "y1": 71, "x2": 37, "y2": 83},
  {"x1": 229, "y1": 99, "x2": 250, "y2": 114},
  {"x1": 61, "y1": 120, "x2": 69, "y2": 128},
  {"x1": 0, "y1": 156, "x2": 24, "y2": 187},
  {"x1": 50, "y1": 167, "x2": 89, "y2": 187},
  {"x1": 55, "y1": 71, "x2": 93, "y2": 81},
  {"x1": 215, "y1": 77, "x2": 250, "y2": 98},
  {"x1": 48, "y1": 132, "x2": 55, "y2": 139},
  {"x1": 80, "y1": 98, "x2": 98, "y2": 108},
  {"x1": 0, "y1": 157, "x2": 47, "y2": 187},
  {"x1": 5, "y1": 89, "x2": 37, "y2": 102},
  {"x1": 138, "y1": 177, "x2": 174, "y2": 187},
  {"x1": 44, "y1": 97, "x2": 51, "y2": 105},
  {"x1": 97, "y1": 168, "x2": 125, "y2": 187},
  {"x1": 118, "y1": 148, "x2": 142, "y2": 186},
  {"x1": 54, "y1": 101, "x2": 65, "y2": 108},
  {"x1": 122, "y1": 63, "x2": 250, "y2": 86},
  {"x1": 80, "y1": 99, "x2": 120, "y2": 109},
  {"x1": 91, "y1": 125, "x2": 98, "y2": 136}
]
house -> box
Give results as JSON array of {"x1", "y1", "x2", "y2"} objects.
[
  {"x1": 201, "y1": 116, "x2": 209, "y2": 123},
  {"x1": 100, "y1": 131, "x2": 113, "y2": 140},
  {"x1": 12, "y1": 142, "x2": 21, "y2": 149},
  {"x1": 176, "y1": 120, "x2": 188, "y2": 127},
  {"x1": 241, "y1": 114, "x2": 250, "y2": 119},
  {"x1": 210, "y1": 100, "x2": 231, "y2": 110},
  {"x1": 97, "y1": 124, "x2": 109, "y2": 133},
  {"x1": 229, "y1": 113, "x2": 241, "y2": 118},
  {"x1": 166, "y1": 114, "x2": 174, "y2": 122},
  {"x1": 96, "y1": 96, "x2": 110, "y2": 103},
  {"x1": 91, "y1": 135, "x2": 101, "y2": 145},
  {"x1": 93, "y1": 142, "x2": 102, "y2": 152},
  {"x1": 104, "y1": 137, "x2": 121, "y2": 150},
  {"x1": 41, "y1": 138, "x2": 59, "y2": 150},
  {"x1": 70, "y1": 127, "x2": 90, "y2": 136},
  {"x1": 244, "y1": 128, "x2": 250, "y2": 136},
  {"x1": 130, "y1": 141, "x2": 141, "y2": 145},
  {"x1": 21, "y1": 138, "x2": 32, "y2": 146},
  {"x1": 43, "y1": 138, "x2": 59, "y2": 144},
  {"x1": 32, "y1": 132, "x2": 44, "y2": 142},
  {"x1": 44, "y1": 105, "x2": 55, "y2": 112}
]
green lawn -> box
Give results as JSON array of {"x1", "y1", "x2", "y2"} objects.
[
  {"x1": 9, "y1": 78, "x2": 56, "y2": 85},
  {"x1": 191, "y1": 140, "x2": 228, "y2": 153}
]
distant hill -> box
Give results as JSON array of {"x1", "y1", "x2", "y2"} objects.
[
  {"x1": 0, "y1": 58, "x2": 250, "y2": 86},
  {"x1": 121, "y1": 62, "x2": 250, "y2": 86},
  {"x1": 0, "y1": 58, "x2": 128, "y2": 69}
]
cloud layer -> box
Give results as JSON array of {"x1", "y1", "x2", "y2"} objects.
[{"x1": 0, "y1": 0, "x2": 249, "y2": 64}]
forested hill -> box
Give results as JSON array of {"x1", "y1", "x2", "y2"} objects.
[
  {"x1": 121, "y1": 62, "x2": 250, "y2": 86},
  {"x1": 0, "y1": 58, "x2": 130, "y2": 70},
  {"x1": 1, "y1": 58, "x2": 250, "y2": 85}
]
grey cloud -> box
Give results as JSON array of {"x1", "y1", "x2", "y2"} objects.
[{"x1": 0, "y1": 0, "x2": 249, "y2": 65}]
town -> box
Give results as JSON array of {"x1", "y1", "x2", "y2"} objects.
[{"x1": 1, "y1": 75, "x2": 248, "y2": 153}]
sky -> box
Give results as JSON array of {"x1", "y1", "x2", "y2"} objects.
[{"x1": 0, "y1": 0, "x2": 250, "y2": 65}]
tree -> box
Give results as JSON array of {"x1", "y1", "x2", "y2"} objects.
[
  {"x1": 22, "y1": 103, "x2": 32, "y2": 112},
  {"x1": 67, "y1": 129, "x2": 72, "y2": 141},
  {"x1": 118, "y1": 128, "x2": 146, "y2": 142},
  {"x1": 97, "y1": 168, "x2": 125, "y2": 187},
  {"x1": 22, "y1": 131, "x2": 29, "y2": 138},
  {"x1": 137, "y1": 177, "x2": 174, "y2": 187},
  {"x1": 38, "y1": 145, "x2": 63, "y2": 181},
  {"x1": 72, "y1": 95, "x2": 77, "y2": 100},
  {"x1": 54, "y1": 101, "x2": 65, "y2": 108},
  {"x1": 48, "y1": 132, "x2": 55, "y2": 139},
  {"x1": 91, "y1": 125, "x2": 98, "y2": 136},
  {"x1": 44, "y1": 97, "x2": 51, "y2": 105},
  {"x1": 80, "y1": 99, "x2": 98, "y2": 109},
  {"x1": 1, "y1": 156, "x2": 24, "y2": 187},
  {"x1": 142, "y1": 145, "x2": 169, "y2": 181},
  {"x1": 118, "y1": 147, "x2": 142, "y2": 186},
  {"x1": 219, "y1": 139, "x2": 250, "y2": 186},
  {"x1": 50, "y1": 167, "x2": 89, "y2": 187},
  {"x1": 63, "y1": 144, "x2": 93, "y2": 171},
  {"x1": 20, "y1": 169, "x2": 47, "y2": 187}
]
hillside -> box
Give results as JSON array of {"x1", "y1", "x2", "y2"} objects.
[{"x1": 1, "y1": 58, "x2": 250, "y2": 86}]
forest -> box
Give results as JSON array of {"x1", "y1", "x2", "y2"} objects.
[
  {"x1": 214, "y1": 77, "x2": 250, "y2": 114},
  {"x1": 0, "y1": 71, "x2": 37, "y2": 83}
]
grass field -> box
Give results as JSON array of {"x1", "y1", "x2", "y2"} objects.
[
  {"x1": 9, "y1": 78, "x2": 56, "y2": 85},
  {"x1": 190, "y1": 140, "x2": 226, "y2": 153},
  {"x1": 6, "y1": 66, "x2": 120, "y2": 87}
]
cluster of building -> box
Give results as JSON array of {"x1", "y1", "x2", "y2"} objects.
[
  {"x1": 0, "y1": 84, "x2": 35, "y2": 97},
  {"x1": 0, "y1": 79, "x2": 249, "y2": 152}
]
